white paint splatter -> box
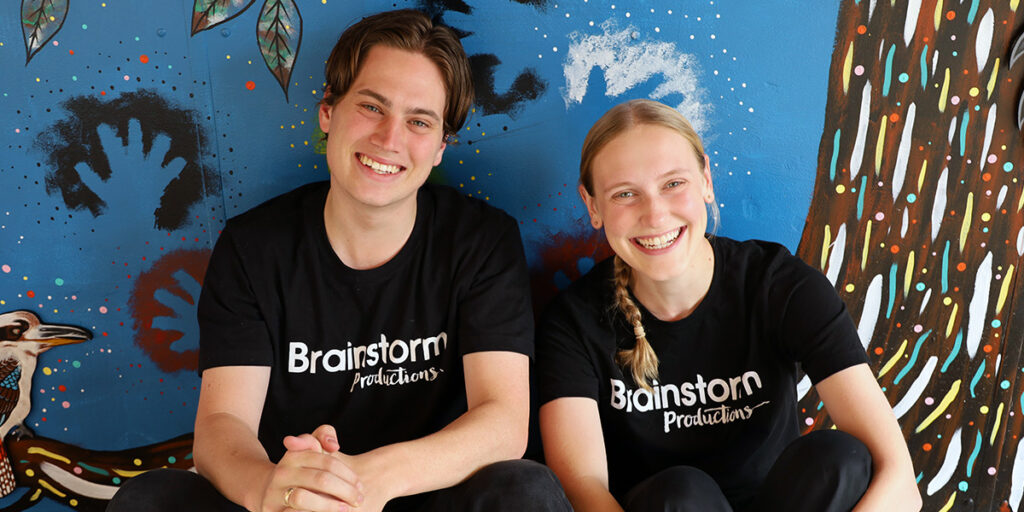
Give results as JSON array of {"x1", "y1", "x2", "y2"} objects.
[
  {"x1": 850, "y1": 81, "x2": 872, "y2": 180},
  {"x1": 966, "y1": 252, "x2": 992, "y2": 358},
  {"x1": 858, "y1": 274, "x2": 883, "y2": 352},
  {"x1": 901, "y1": 208, "x2": 909, "y2": 238},
  {"x1": 920, "y1": 287, "x2": 932, "y2": 315},
  {"x1": 563, "y1": 20, "x2": 709, "y2": 131},
  {"x1": 1017, "y1": 227, "x2": 1024, "y2": 256},
  {"x1": 981, "y1": 103, "x2": 996, "y2": 172},
  {"x1": 932, "y1": 167, "x2": 948, "y2": 242},
  {"x1": 1011, "y1": 438, "x2": 1024, "y2": 511},
  {"x1": 927, "y1": 427, "x2": 962, "y2": 496},
  {"x1": 893, "y1": 102, "x2": 916, "y2": 202},
  {"x1": 997, "y1": 185, "x2": 1007, "y2": 209},
  {"x1": 976, "y1": 9, "x2": 994, "y2": 73},
  {"x1": 796, "y1": 375, "x2": 811, "y2": 401},
  {"x1": 826, "y1": 223, "x2": 846, "y2": 285},
  {"x1": 904, "y1": 0, "x2": 922, "y2": 47},
  {"x1": 892, "y1": 356, "x2": 937, "y2": 419},
  {"x1": 41, "y1": 462, "x2": 119, "y2": 499}
]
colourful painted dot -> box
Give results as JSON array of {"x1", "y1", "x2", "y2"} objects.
[
  {"x1": 804, "y1": 417, "x2": 814, "y2": 426},
  {"x1": 898, "y1": 72, "x2": 909, "y2": 83},
  {"x1": 992, "y1": 319, "x2": 1002, "y2": 328},
  {"x1": 981, "y1": 405, "x2": 990, "y2": 414},
  {"x1": 112, "y1": 477, "x2": 121, "y2": 484},
  {"x1": 951, "y1": 96, "x2": 961, "y2": 105},
  {"x1": 245, "y1": 81, "x2": 255, "y2": 90},
  {"x1": 62, "y1": 401, "x2": 70, "y2": 409},
  {"x1": 167, "y1": 456, "x2": 177, "y2": 464},
  {"x1": 1005, "y1": 162, "x2": 1014, "y2": 172},
  {"x1": 1002, "y1": 380, "x2": 1011, "y2": 389},
  {"x1": 72, "y1": 360, "x2": 81, "y2": 368},
  {"x1": 988, "y1": 154, "x2": 998, "y2": 164},
  {"x1": 25, "y1": 469, "x2": 34, "y2": 477},
  {"x1": 957, "y1": 262, "x2": 967, "y2": 271},
  {"x1": 54, "y1": 278, "x2": 64, "y2": 286},
  {"x1": 123, "y1": 75, "x2": 130, "y2": 81},
  {"x1": 857, "y1": 25, "x2": 867, "y2": 34},
  {"x1": 133, "y1": 458, "x2": 142, "y2": 466},
  {"x1": 42, "y1": 367, "x2": 52, "y2": 376},
  {"x1": 835, "y1": 184, "x2": 846, "y2": 193},
  {"x1": 26, "y1": 290, "x2": 35, "y2": 298},
  {"x1": 72, "y1": 75, "x2": 77, "y2": 81},
  {"x1": 73, "y1": 466, "x2": 82, "y2": 474},
  {"x1": 81, "y1": 24, "x2": 88, "y2": 29},
  {"x1": 958, "y1": 481, "x2": 968, "y2": 491},
  {"x1": 854, "y1": 65, "x2": 865, "y2": 76},
  {"x1": 906, "y1": 193, "x2": 917, "y2": 203},
  {"x1": 58, "y1": 385, "x2": 66, "y2": 392},
  {"x1": 969, "y1": 87, "x2": 980, "y2": 97},
  {"x1": 916, "y1": 282, "x2": 926, "y2": 291},
  {"x1": 943, "y1": 297, "x2": 953, "y2": 305},
  {"x1": 982, "y1": 213, "x2": 992, "y2": 222},
  {"x1": 845, "y1": 284, "x2": 855, "y2": 292},
  {"x1": 1, "y1": 265, "x2": 9, "y2": 273},
  {"x1": 99, "y1": 306, "x2": 108, "y2": 314},
  {"x1": 988, "y1": 467, "x2": 997, "y2": 476}
]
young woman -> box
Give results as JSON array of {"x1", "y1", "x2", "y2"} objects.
[{"x1": 536, "y1": 99, "x2": 921, "y2": 512}]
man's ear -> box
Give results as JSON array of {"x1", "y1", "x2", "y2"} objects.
[
  {"x1": 578, "y1": 184, "x2": 602, "y2": 229},
  {"x1": 433, "y1": 140, "x2": 447, "y2": 167}
]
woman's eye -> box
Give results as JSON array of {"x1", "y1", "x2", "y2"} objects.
[{"x1": 614, "y1": 191, "x2": 634, "y2": 199}]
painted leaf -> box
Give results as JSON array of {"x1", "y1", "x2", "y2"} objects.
[
  {"x1": 257, "y1": 0, "x2": 302, "y2": 102},
  {"x1": 191, "y1": 0, "x2": 255, "y2": 36},
  {"x1": 21, "y1": 0, "x2": 69, "y2": 65}
]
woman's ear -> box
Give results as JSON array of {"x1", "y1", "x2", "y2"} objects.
[
  {"x1": 578, "y1": 184, "x2": 603, "y2": 229},
  {"x1": 702, "y1": 153, "x2": 715, "y2": 204}
]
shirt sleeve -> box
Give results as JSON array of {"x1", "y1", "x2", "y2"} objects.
[
  {"x1": 197, "y1": 225, "x2": 274, "y2": 374},
  {"x1": 771, "y1": 256, "x2": 868, "y2": 384},
  {"x1": 456, "y1": 217, "x2": 535, "y2": 358},
  {"x1": 535, "y1": 294, "x2": 602, "y2": 405}
]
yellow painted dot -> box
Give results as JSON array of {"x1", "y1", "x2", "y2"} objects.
[
  {"x1": 981, "y1": 212, "x2": 991, "y2": 222},
  {"x1": 845, "y1": 284, "x2": 855, "y2": 292},
  {"x1": 980, "y1": 405, "x2": 989, "y2": 414},
  {"x1": 312, "y1": 90, "x2": 317, "y2": 95},
  {"x1": 459, "y1": 160, "x2": 463, "y2": 164},
  {"x1": 23, "y1": 276, "x2": 27, "y2": 280},
  {"x1": 300, "y1": 121, "x2": 304, "y2": 125},
  {"x1": 466, "y1": 126, "x2": 470, "y2": 131},
  {"x1": 313, "y1": 164, "x2": 318, "y2": 169},
  {"x1": 0, "y1": 300, "x2": 5, "y2": 305},
  {"x1": 922, "y1": 268, "x2": 928, "y2": 274},
  {"x1": 53, "y1": 309, "x2": 58, "y2": 313},
  {"x1": 42, "y1": 367, "x2": 52, "y2": 375},
  {"x1": 36, "y1": 78, "x2": 41, "y2": 82},
  {"x1": 303, "y1": 141, "x2": 309, "y2": 145},
  {"x1": 459, "y1": 183, "x2": 464, "y2": 188},
  {"x1": 485, "y1": 197, "x2": 490, "y2": 200},
  {"x1": 248, "y1": 60, "x2": 252, "y2": 65},
  {"x1": 968, "y1": 87, "x2": 980, "y2": 97},
  {"x1": 835, "y1": 184, "x2": 846, "y2": 194},
  {"x1": 291, "y1": 125, "x2": 296, "y2": 129},
  {"x1": 280, "y1": 125, "x2": 284, "y2": 129},
  {"x1": 290, "y1": 144, "x2": 295, "y2": 148},
  {"x1": 70, "y1": 499, "x2": 78, "y2": 506},
  {"x1": 470, "y1": 176, "x2": 476, "y2": 181},
  {"x1": 133, "y1": 459, "x2": 142, "y2": 466},
  {"x1": 943, "y1": 297, "x2": 953, "y2": 305},
  {"x1": 475, "y1": 149, "x2": 480, "y2": 154},
  {"x1": 481, "y1": 132, "x2": 486, "y2": 136},
  {"x1": 226, "y1": 55, "x2": 231, "y2": 60},
  {"x1": 322, "y1": 0, "x2": 327, "y2": 3},
  {"x1": 49, "y1": 16, "x2": 55, "y2": 21}
]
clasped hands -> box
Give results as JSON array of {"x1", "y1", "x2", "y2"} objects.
[{"x1": 261, "y1": 424, "x2": 389, "y2": 512}]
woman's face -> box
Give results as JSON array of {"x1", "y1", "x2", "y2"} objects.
[{"x1": 580, "y1": 123, "x2": 715, "y2": 283}]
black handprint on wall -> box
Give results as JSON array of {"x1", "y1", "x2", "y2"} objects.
[{"x1": 35, "y1": 89, "x2": 218, "y2": 231}]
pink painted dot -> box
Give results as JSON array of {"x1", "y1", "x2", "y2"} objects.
[
  {"x1": 913, "y1": 324, "x2": 923, "y2": 333},
  {"x1": 73, "y1": 466, "x2": 82, "y2": 474},
  {"x1": 61, "y1": 401, "x2": 70, "y2": 409},
  {"x1": 988, "y1": 154, "x2": 998, "y2": 163},
  {"x1": 39, "y1": 389, "x2": 45, "y2": 394},
  {"x1": 99, "y1": 306, "x2": 108, "y2": 314},
  {"x1": 951, "y1": 96, "x2": 960, "y2": 105},
  {"x1": 925, "y1": 397, "x2": 934, "y2": 405},
  {"x1": 804, "y1": 417, "x2": 814, "y2": 426},
  {"x1": 1, "y1": 265, "x2": 10, "y2": 273},
  {"x1": 875, "y1": 212, "x2": 885, "y2": 221},
  {"x1": 52, "y1": 40, "x2": 59, "y2": 46},
  {"x1": 988, "y1": 467, "x2": 997, "y2": 475},
  {"x1": 14, "y1": 129, "x2": 20, "y2": 134},
  {"x1": 71, "y1": 295, "x2": 77, "y2": 300},
  {"x1": 123, "y1": 75, "x2": 130, "y2": 81},
  {"x1": 854, "y1": 65, "x2": 865, "y2": 75}
]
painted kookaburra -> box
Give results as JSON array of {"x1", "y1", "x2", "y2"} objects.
[{"x1": 0, "y1": 311, "x2": 90, "y2": 439}]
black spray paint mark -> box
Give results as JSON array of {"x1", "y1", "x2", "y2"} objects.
[
  {"x1": 35, "y1": 89, "x2": 217, "y2": 231},
  {"x1": 417, "y1": 0, "x2": 548, "y2": 117},
  {"x1": 470, "y1": 54, "x2": 546, "y2": 118}
]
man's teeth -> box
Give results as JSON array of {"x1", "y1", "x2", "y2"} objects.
[
  {"x1": 359, "y1": 154, "x2": 401, "y2": 175},
  {"x1": 636, "y1": 229, "x2": 681, "y2": 249}
]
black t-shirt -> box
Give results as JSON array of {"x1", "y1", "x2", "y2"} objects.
[
  {"x1": 536, "y1": 237, "x2": 867, "y2": 506},
  {"x1": 198, "y1": 181, "x2": 533, "y2": 462}
]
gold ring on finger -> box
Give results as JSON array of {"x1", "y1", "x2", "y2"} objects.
[{"x1": 283, "y1": 487, "x2": 296, "y2": 508}]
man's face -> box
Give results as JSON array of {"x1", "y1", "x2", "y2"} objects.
[{"x1": 318, "y1": 45, "x2": 448, "y2": 212}]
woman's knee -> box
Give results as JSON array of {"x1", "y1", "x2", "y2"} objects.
[
  {"x1": 447, "y1": 459, "x2": 571, "y2": 511},
  {"x1": 106, "y1": 469, "x2": 244, "y2": 512}
]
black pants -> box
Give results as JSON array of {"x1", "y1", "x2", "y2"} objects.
[
  {"x1": 106, "y1": 459, "x2": 571, "y2": 512},
  {"x1": 623, "y1": 430, "x2": 873, "y2": 512}
]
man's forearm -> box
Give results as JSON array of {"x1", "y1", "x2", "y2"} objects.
[
  {"x1": 351, "y1": 396, "x2": 527, "y2": 500},
  {"x1": 194, "y1": 411, "x2": 275, "y2": 512}
]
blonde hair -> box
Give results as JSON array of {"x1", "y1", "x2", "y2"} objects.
[{"x1": 581, "y1": 99, "x2": 719, "y2": 390}]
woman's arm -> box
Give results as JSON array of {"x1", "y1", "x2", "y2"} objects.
[
  {"x1": 540, "y1": 397, "x2": 624, "y2": 512},
  {"x1": 815, "y1": 364, "x2": 922, "y2": 512}
]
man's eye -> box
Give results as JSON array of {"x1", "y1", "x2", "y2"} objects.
[
  {"x1": 666, "y1": 180, "x2": 684, "y2": 189},
  {"x1": 614, "y1": 191, "x2": 634, "y2": 199},
  {"x1": 410, "y1": 120, "x2": 430, "y2": 128},
  {"x1": 363, "y1": 104, "x2": 381, "y2": 113}
]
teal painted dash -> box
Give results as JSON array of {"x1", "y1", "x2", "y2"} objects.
[
  {"x1": 959, "y1": 112, "x2": 969, "y2": 157},
  {"x1": 942, "y1": 241, "x2": 950, "y2": 293},
  {"x1": 920, "y1": 45, "x2": 929, "y2": 89},
  {"x1": 941, "y1": 330, "x2": 962, "y2": 373},
  {"x1": 883, "y1": 45, "x2": 896, "y2": 96},
  {"x1": 916, "y1": 472, "x2": 923, "y2": 483},
  {"x1": 966, "y1": 431, "x2": 982, "y2": 477},
  {"x1": 887, "y1": 264, "x2": 898, "y2": 319},
  {"x1": 895, "y1": 330, "x2": 931, "y2": 384},
  {"x1": 970, "y1": 360, "x2": 986, "y2": 398},
  {"x1": 185, "y1": 453, "x2": 193, "y2": 460},
  {"x1": 857, "y1": 176, "x2": 867, "y2": 220},
  {"x1": 830, "y1": 130, "x2": 841, "y2": 181},
  {"x1": 968, "y1": 0, "x2": 979, "y2": 23},
  {"x1": 77, "y1": 462, "x2": 110, "y2": 476}
]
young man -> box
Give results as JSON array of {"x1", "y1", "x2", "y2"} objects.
[{"x1": 108, "y1": 9, "x2": 569, "y2": 512}]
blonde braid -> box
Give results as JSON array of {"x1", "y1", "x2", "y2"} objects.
[{"x1": 612, "y1": 256, "x2": 659, "y2": 391}]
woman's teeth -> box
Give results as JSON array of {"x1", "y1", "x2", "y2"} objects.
[
  {"x1": 635, "y1": 228, "x2": 681, "y2": 249},
  {"x1": 359, "y1": 154, "x2": 401, "y2": 174}
]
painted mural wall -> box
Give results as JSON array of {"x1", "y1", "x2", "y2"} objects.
[{"x1": 0, "y1": 0, "x2": 1021, "y2": 510}]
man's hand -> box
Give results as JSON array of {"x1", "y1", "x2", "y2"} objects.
[
  {"x1": 294, "y1": 426, "x2": 394, "y2": 512},
  {"x1": 259, "y1": 425, "x2": 364, "y2": 512}
]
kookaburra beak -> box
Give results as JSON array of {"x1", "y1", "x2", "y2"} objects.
[{"x1": 25, "y1": 321, "x2": 92, "y2": 346}]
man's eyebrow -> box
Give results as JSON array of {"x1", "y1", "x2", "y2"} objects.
[{"x1": 356, "y1": 88, "x2": 441, "y2": 123}]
